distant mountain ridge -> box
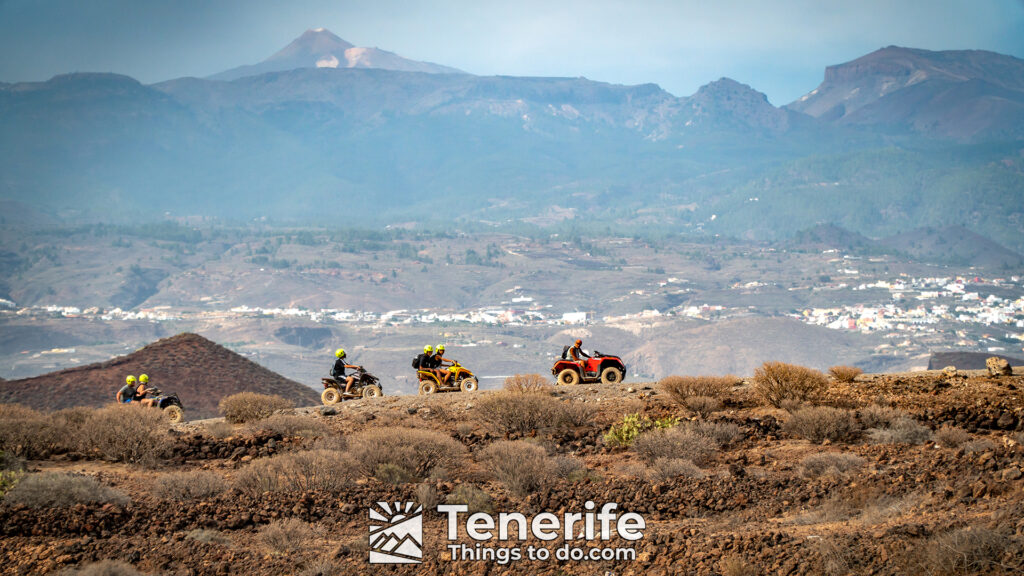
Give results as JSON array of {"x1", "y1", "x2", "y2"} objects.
[{"x1": 210, "y1": 28, "x2": 463, "y2": 81}]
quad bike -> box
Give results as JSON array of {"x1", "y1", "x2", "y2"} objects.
[
  {"x1": 417, "y1": 361, "x2": 478, "y2": 395},
  {"x1": 321, "y1": 367, "x2": 383, "y2": 405},
  {"x1": 551, "y1": 351, "x2": 627, "y2": 386},
  {"x1": 140, "y1": 387, "x2": 186, "y2": 423}
]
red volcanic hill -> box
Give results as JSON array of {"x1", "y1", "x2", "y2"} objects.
[{"x1": 0, "y1": 333, "x2": 319, "y2": 419}]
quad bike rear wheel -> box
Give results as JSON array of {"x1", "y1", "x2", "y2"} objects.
[
  {"x1": 459, "y1": 377, "x2": 479, "y2": 392},
  {"x1": 163, "y1": 405, "x2": 184, "y2": 424},
  {"x1": 557, "y1": 369, "x2": 580, "y2": 385},
  {"x1": 361, "y1": 384, "x2": 383, "y2": 398},
  {"x1": 322, "y1": 388, "x2": 341, "y2": 405},
  {"x1": 419, "y1": 381, "x2": 437, "y2": 395},
  {"x1": 600, "y1": 367, "x2": 624, "y2": 385}
]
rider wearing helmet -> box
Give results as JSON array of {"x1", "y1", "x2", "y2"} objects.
[
  {"x1": 414, "y1": 345, "x2": 434, "y2": 372},
  {"x1": 569, "y1": 339, "x2": 590, "y2": 369},
  {"x1": 331, "y1": 348, "x2": 363, "y2": 395},
  {"x1": 116, "y1": 375, "x2": 138, "y2": 404},
  {"x1": 433, "y1": 344, "x2": 453, "y2": 386},
  {"x1": 135, "y1": 373, "x2": 157, "y2": 407}
]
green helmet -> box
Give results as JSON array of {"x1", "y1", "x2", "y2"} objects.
[
  {"x1": 126, "y1": 375, "x2": 136, "y2": 384},
  {"x1": 436, "y1": 344, "x2": 445, "y2": 353},
  {"x1": 139, "y1": 374, "x2": 149, "y2": 384},
  {"x1": 335, "y1": 348, "x2": 345, "y2": 358},
  {"x1": 424, "y1": 345, "x2": 433, "y2": 354}
]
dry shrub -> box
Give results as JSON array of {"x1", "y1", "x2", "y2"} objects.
[
  {"x1": 415, "y1": 483, "x2": 439, "y2": 512},
  {"x1": 155, "y1": 470, "x2": 227, "y2": 501},
  {"x1": 660, "y1": 375, "x2": 735, "y2": 404},
  {"x1": 691, "y1": 420, "x2": 744, "y2": 446},
  {"x1": 962, "y1": 439, "x2": 996, "y2": 454},
  {"x1": 719, "y1": 553, "x2": 757, "y2": 576},
  {"x1": 58, "y1": 560, "x2": 145, "y2": 576},
  {"x1": 828, "y1": 365, "x2": 863, "y2": 382},
  {"x1": 859, "y1": 404, "x2": 904, "y2": 429},
  {"x1": 504, "y1": 374, "x2": 553, "y2": 393},
  {"x1": 219, "y1": 392, "x2": 292, "y2": 424},
  {"x1": 478, "y1": 440, "x2": 554, "y2": 497},
  {"x1": 50, "y1": 407, "x2": 96, "y2": 451},
  {"x1": 476, "y1": 392, "x2": 565, "y2": 435},
  {"x1": 78, "y1": 405, "x2": 172, "y2": 466},
  {"x1": 632, "y1": 427, "x2": 716, "y2": 464},
  {"x1": 4, "y1": 472, "x2": 129, "y2": 508},
  {"x1": 935, "y1": 426, "x2": 971, "y2": 448},
  {"x1": 902, "y1": 527, "x2": 1008, "y2": 576},
  {"x1": 375, "y1": 463, "x2": 415, "y2": 485},
  {"x1": 800, "y1": 452, "x2": 866, "y2": 478},
  {"x1": 234, "y1": 450, "x2": 353, "y2": 496},
  {"x1": 347, "y1": 427, "x2": 465, "y2": 480},
  {"x1": 814, "y1": 537, "x2": 852, "y2": 576},
  {"x1": 204, "y1": 421, "x2": 236, "y2": 439},
  {"x1": 685, "y1": 396, "x2": 723, "y2": 418},
  {"x1": 259, "y1": 518, "x2": 314, "y2": 556},
  {"x1": 555, "y1": 401, "x2": 595, "y2": 428},
  {"x1": 299, "y1": 559, "x2": 342, "y2": 576},
  {"x1": 446, "y1": 484, "x2": 492, "y2": 513},
  {"x1": 552, "y1": 456, "x2": 590, "y2": 482},
  {"x1": 187, "y1": 529, "x2": 231, "y2": 546},
  {"x1": 752, "y1": 362, "x2": 829, "y2": 407},
  {"x1": 0, "y1": 404, "x2": 56, "y2": 458},
  {"x1": 783, "y1": 406, "x2": 859, "y2": 444},
  {"x1": 248, "y1": 414, "x2": 327, "y2": 438},
  {"x1": 866, "y1": 417, "x2": 931, "y2": 445},
  {"x1": 647, "y1": 458, "x2": 705, "y2": 483},
  {"x1": 454, "y1": 422, "x2": 473, "y2": 438}
]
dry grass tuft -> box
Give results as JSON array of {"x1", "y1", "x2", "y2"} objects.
[
  {"x1": 259, "y1": 518, "x2": 315, "y2": 556},
  {"x1": 4, "y1": 472, "x2": 129, "y2": 508},
  {"x1": 477, "y1": 391, "x2": 582, "y2": 435},
  {"x1": 347, "y1": 427, "x2": 465, "y2": 481},
  {"x1": 859, "y1": 404, "x2": 904, "y2": 429},
  {"x1": 685, "y1": 396, "x2": 723, "y2": 418},
  {"x1": 800, "y1": 452, "x2": 866, "y2": 478},
  {"x1": 901, "y1": 527, "x2": 1008, "y2": 576},
  {"x1": 752, "y1": 362, "x2": 829, "y2": 407},
  {"x1": 783, "y1": 406, "x2": 859, "y2": 444},
  {"x1": 647, "y1": 458, "x2": 705, "y2": 483},
  {"x1": 0, "y1": 404, "x2": 58, "y2": 458},
  {"x1": 866, "y1": 416, "x2": 931, "y2": 445},
  {"x1": 478, "y1": 440, "x2": 554, "y2": 497},
  {"x1": 78, "y1": 405, "x2": 173, "y2": 466},
  {"x1": 660, "y1": 375, "x2": 735, "y2": 405},
  {"x1": 155, "y1": 470, "x2": 227, "y2": 501},
  {"x1": 446, "y1": 484, "x2": 492, "y2": 514},
  {"x1": 935, "y1": 425, "x2": 971, "y2": 448},
  {"x1": 504, "y1": 374, "x2": 553, "y2": 393},
  {"x1": 234, "y1": 449, "x2": 354, "y2": 496},
  {"x1": 219, "y1": 392, "x2": 292, "y2": 424},
  {"x1": 828, "y1": 365, "x2": 863, "y2": 382},
  {"x1": 248, "y1": 414, "x2": 327, "y2": 438},
  {"x1": 58, "y1": 560, "x2": 146, "y2": 576}
]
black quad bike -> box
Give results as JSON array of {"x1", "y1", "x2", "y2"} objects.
[
  {"x1": 142, "y1": 387, "x2": 186, "y2": 423},
  {"x1": 321, "y1": 367, "x2": 384, "y2": 404}
]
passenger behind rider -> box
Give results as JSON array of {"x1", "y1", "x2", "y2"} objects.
[
  {"x1": 433, "y1": 344, "x2": 453, "y2": 386},
  {"x1": 134, "y1": 373, "x2": 158, "y2": 407},
  {"x1": 569, "y1": 339, "x2": 590, "y2": 370},
  {"x1": 331, "y1": 348, "x2": 363, "y2": 395},
  {"x1": 116, "y1": 375, "x2": 138, "y2": 403},
  {"x1": 415, "y1": 345, "x2": 433, "y2": 374}
]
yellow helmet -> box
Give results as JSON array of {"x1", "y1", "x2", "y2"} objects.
[
  {"x1": 139, "y1": 374, "x2": 149, "y2": 384},
  {"x1": 436, "y1": 344, "x2": 445, "y2": 353},
  {"x1": 424, "y1": 345, "x2": 433, "y2": 353},
  {"x1": 335, "y1": 348, "x2": 345, "y2": 358},
  {"x1": 126, "y1": 375, "x2": 136, "y2": 384}
]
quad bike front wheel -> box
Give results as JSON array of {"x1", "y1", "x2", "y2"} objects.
[
  {"x1": 557, "y1": 369, "x2": 580, "y2": 385},
  {"x1": 600, "y1": 367, "x2": 624, "y2": 385},
  {"x1": 361, "y1": 385, "x2": 383, "y2": 398},
  {"x1": 163, "y1": 405, "x2": 184, "y2": 424},
  {"x1": 322, "y1": 388, "x2": 341, "y2": 405},
  {"x1": 459, "y1": 377, "x2": 479, "y2": 392},
  {"x1": 419, "y1": 381, "x2": 437, "y2": 395}
]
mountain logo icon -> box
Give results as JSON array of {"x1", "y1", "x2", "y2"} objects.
[{"x1": 369, "y1": 501, "x2": 423, "y2": 564}]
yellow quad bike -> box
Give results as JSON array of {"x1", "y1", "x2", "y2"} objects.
[{"x1": 417, "y1": 361, "x2": 479, "y2": 395}]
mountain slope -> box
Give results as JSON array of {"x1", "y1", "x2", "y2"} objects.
[
  {"x1": 788, "y1": 46, "x2": 1024, "y2": 140},
  {"x1": 0, "y1": 333, "x2": 320, "y2": 418},
  {"x1": 211, "y1": 28, "x2": 463, "y2": 81}
]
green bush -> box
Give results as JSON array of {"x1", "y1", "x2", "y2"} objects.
[{"x1": 603, "y1": 413, "x2": 680, "y2": 448}]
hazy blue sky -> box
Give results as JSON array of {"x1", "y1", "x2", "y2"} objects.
[{"x1": 1, "y1": 0, "x2": 1022, "y2": 104}]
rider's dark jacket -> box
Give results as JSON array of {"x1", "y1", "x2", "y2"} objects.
[{"x1": 331, "y1": 358, "x2": 348, "y2": 379}]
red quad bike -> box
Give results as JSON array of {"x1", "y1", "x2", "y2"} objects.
[{"x1": 551, "y1": 351, "x2": 627, "y2": 385}]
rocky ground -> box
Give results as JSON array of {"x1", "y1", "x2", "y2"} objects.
[{"x1": 2, "y1": 367, "x2": 1024, "y2": 575}]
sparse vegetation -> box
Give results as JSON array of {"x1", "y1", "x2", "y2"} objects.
[
  {"x1": 415, "y1": 482, "x2": 440, "y2": 512},
  {"x1": 155, "y1": 470, "x2": 227, "y2": 501},
  {"x1": 203, "y1": 421, "x2": 235, "y2": 439},
  {"x1": 248, "y1": 413, "x2": 327, "y2": 438},
  {"x1": 58, "y1": 560, "x2": 146, "y2": 576},
  {"x1": 901, "y1": 527, "x2": 1009, "y2": 576},
  {"x1": 0, "y1": 403, "x2": 56, "y2": 458},
  {"x1": 647, "y1": 457, "x2": 705, "y2": 482},
  {"x1": 783, "y1": 406, "x2": 860, "y2": 444},
  {"x1": 660, "y1": 375, "x2": 735, "y2": 405},
  {"x1": 259, "y1": 518, "x2": 315, "y2": 556},
  {"x1": 187, "y1": 529, "x2": 232, "y2": 546},
  {"x1": 347, "y1": 427, "x2": 465, "y2": 480},
  {"x1": 503, "y1": 373, "x2": 553, "y2": 393},
  {"x1": 752, "y1": 362, "x2": 829, "y2": 407},
  {"x1": 829, "y1": 365, "x2": 863, "y2": 382},
  {"x1": 858, "y1": 404, "x2": 903, "y2": 429},
  {"x1": 800, "y1": 452, "x2": 866, "y2": 478},
  {"x1": 4, "y1": 472, "x2": 129, "y2": 508},
  {"x1": 219, "y1": 392, "x2": 293, "y2": 424},
  {"x1": 476, "y1": 391, "x2": 562, "y2": 435},
  {"x1": 685, "y1": 395, "x2": 723, "y2": 417},
  {"x1": 446, "y1": 484, "x2": 492, "y2": 513},
  {"x1": 78, "y1": 405, "x2": 173, "y2": 466},
  {"x1": 866, "y1": 416, "x2": 931, "y2": 445},
  {"x1": 234, "y1": 449, "x2": 353, "y2": 496},
  {"x1": 479, "y1": 440, "x2": 554, "y2": 496},
  {"x1": 719, "y1": 554, "x2": 758, "y2": 576},
  {"x1": 603, "y1": 412, "x2": 680, "y2": 448},
  {"x1": 632, "y1": 426, "x2": 717, "y2": 464},
  {"x1": 935, "y1": 425, "x2": 972, "y2": 448}
]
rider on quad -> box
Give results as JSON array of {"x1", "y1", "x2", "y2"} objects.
[
  {"x1": 569, "y1": 339, "x2": 590, "y2": 369},
  {"x1": 414, "y1": 345, "x2": 433, "y2": 371},
  {"x1": 135, "y1": 374, "x2": 157, "y2": 407},
  {"x1": 331, "y1": 348, "x2": 363, "y2": 395},
  {"x1": 433, "y1": 344, "x2": 454, "y2": 387},
  {"x1": 117, "y1": 375, "x2": 138, "y2": 403}
]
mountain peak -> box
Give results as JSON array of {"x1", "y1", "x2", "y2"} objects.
[{"x1": 209, "y1": 29, "x2": 463, "y2": 81}]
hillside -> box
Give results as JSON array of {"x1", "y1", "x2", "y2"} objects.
[{"x1": 0, "y1": 333, "x2": 319, "y2": 418}]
